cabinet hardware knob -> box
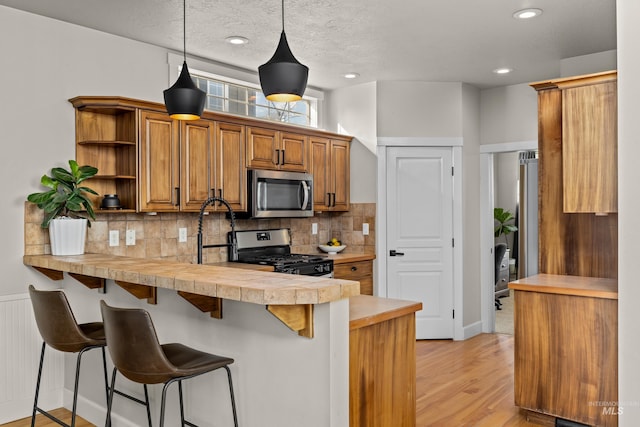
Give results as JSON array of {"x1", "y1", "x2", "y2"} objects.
[
  {"x1": 275, "y1": 149, "x2": 281, "y2": 165},
  {"x1": 281, "y1": 149, "x2": 285, "y2": 165},
  {"x1": 351, "y1": 266, "x2": 357, "y2": 271},
  {"x1": 174, "y1": 187, "x2": 180, "y2": 206}
]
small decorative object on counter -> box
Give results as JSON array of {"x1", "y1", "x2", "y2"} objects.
[
  {"x1": 100, "y1": 194, "x2": 121, "y2": 209},
  {"x1": 27, "y1": 160, "x2": 98, "y2": 255}
]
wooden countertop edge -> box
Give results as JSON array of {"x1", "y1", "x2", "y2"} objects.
[
  {"x1": 328, "y1": 253, "x2": 376, "y2": 264},
  {"x1": 508, "y1": 273, "x2": 618, "y2": 300},
  {"x1": 349, "y1": 295, "x2": 422, "y2": 330},
  {"x1": 23, "y1": 254, "x2": 360, "y2": 305}
]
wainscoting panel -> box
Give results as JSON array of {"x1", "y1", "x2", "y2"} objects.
[{"x1": 0, "y1": 293, "x2": 64, "y2": 424}]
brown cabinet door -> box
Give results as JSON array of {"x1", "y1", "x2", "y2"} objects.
[
  {"x1": 310, "y1": 137, "x2": 331, "y2": 211},
  {"x1": 139, "y1": 110, "x2": 180, "y2": 211},
  {"x1": 215, "y1": 122, "x2": 246, "y2": 211},
  {"x1": 280, "y1": 132, "x2": 308, "y2": 172},
  {"x1": 334, "y1": 260, "x2": 373, "y2": 295},
  {"x1": 180, "y1": 119, "x2": 214, "y2": 211},
  {"x1": 331, "y1": 140, "x2": 350, "y2": 211},
  {"x1": 246, "y1": 127, "x2": 279, "y2": 170},
  {"x1": 562, "y1": 81, "x2": 617, "y2": 213}
]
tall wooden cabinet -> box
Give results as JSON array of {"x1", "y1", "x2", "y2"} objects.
[
  {"x1": 309, "y1": 137, "x2": 350, "y2": 211},
  {"x1": 531, "y1": 71, "x2": 618, "y2": 279}
]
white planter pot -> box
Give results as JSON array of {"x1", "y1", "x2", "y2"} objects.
[{"x1": 49, "y1": 218, "x2": 88, "y2": 256}]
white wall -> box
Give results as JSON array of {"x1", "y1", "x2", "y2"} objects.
[
  {"x1": 326, "y1": 82, "x2": 377, "y2": 203},
  {"x1": 616, "y1": 0, "x2": 640, "y2": 424},
  {"x1": 561, "y1": 49, "x2": 617, "y2": 78},
  {"x1": 376, "y1": 81, "x2": 463, "y2": 137},
  {"x1": 479, "y1": 83, "x2": 538, "y2": 146},
  {"x1": 461, "y1": 84, "x2": 482, "y2": 328}
]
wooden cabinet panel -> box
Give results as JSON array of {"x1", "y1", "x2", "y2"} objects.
[
  {"x1": 334, "y1": 260, "x2": 373, "y2": 295},
  {"x1": 514, "y1": 289, "x2": 618, "y2": 427},
  {"x1": 331, "y1": 140, "x2": 350, "y2": 211},
  {"x1": 280, "y1": 132, "x2": 308, "y2": 172},
  {"x1": 562, "y1": 80, "x2": 617, "y2": 213},
  {"x1": 310, "y1": 138, "x2": 331, "y2": 209},
  {"x1": 215, "y1": 122, "x2": 246, "y2": 211},
  {"x1": 309, "y1": 137, "x2": 350, "y2": 211},
  {"x1": 246, "y1": 127, "x2": 278, "y2": 170},
  {"x1": 180, "y1": 119, "x2": 214, "y2": 211},
  {"x1": 247, "y1": 127, "x2": 308, "y2": 172},
  {"x1": 139, "y1": 110, "x2": 180, "y2": 211}
]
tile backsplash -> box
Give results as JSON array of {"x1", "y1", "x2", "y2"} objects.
[{"x1": 24, "y1": 203, "x2": 375, "y2": 263}]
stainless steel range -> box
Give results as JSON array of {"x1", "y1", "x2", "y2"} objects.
[{"x1": 231, "y1": 228, "x2": 333, "y2": 277}]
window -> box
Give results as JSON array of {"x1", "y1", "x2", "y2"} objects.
[{"x1": 191, "y1": 73, "x2": 317, "y2": 127}]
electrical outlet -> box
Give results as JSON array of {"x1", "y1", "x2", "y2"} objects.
[
  {"x1": 179, "y1": 227, "x2": 188, "y2": 243},
  {"x1": 126, "y1": 229, "x2": 136, "y2": 246},
  {"x1": 109, "y1": 230, "x2": 119, "y2": 247},
  {"x1": 311, "y1": 223, "x2": 318, "y2": 235},
  {"x1": 363, "y1": 223, "x2": 370, "y2": 235}
]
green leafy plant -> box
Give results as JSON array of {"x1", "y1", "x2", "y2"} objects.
[
  {"x1": 27, "y1": 160, "x2": 99, "y2": 228},
  {"x1": 494, "y1": 207, "x2": 518, "y2": 247}
]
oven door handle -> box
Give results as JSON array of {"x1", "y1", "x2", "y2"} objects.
[{"x1": 300, "y1": 180, "x2": 310, "y2": 210}]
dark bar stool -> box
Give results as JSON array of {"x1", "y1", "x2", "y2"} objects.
[
  {"x1": 100, "y1": 301, "x2": 239, "y2": 427},
  {"x1": 28, "y1": 285, "x2": 111, "y2": 427}
]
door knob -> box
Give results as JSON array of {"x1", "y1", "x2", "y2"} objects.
[{"x1": 390, "y1": 250, "x2": 405, "y2": 256}]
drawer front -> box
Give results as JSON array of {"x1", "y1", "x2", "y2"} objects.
[{"x1": 334, "y1": 261, "x2": 373, "y2": 280}]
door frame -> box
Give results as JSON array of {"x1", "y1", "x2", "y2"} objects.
[
  {"x1": 376, "y1": 137, "x2": 464, "y2": 340},
  {"x1": 479, "y1": 140, "x2": 537, "y2": 333}
]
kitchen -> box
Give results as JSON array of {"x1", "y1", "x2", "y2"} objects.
[{"x1": 1, "y1": 1, "x2": 640, "y2": 426}]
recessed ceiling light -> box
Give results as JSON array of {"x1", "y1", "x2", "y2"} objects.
[
  {"x1": 225, "y1": 36, "x2": 249, "y2": 45},
  {"x1": 344, "y1": 72, "x2": 360, "y2": 79},
  {"x1": 513, "y1": 8, "x2": 543, "y2": 19},
  {"x1": 493, "y1": 68, "x2": 513, "y2": 75}
]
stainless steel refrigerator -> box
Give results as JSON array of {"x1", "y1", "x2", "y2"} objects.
[{"x1": 517, "y1": 151, "x2": 538, "y2": 278}]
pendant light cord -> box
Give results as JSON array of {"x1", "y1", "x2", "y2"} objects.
[
  {"x1": 183, "y1": 0, "x2": 187, "y2": 62},
  {"x1": 281, "y1": 0, "x2": 285, "y2": 31}
]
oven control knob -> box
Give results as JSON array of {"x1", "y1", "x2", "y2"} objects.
[
  {"x1": 314, "y1": 265, "x2": 323, "y2": 273},
  {"x1": 324, "y1": 264, "x2": 331, "y2": 272}
]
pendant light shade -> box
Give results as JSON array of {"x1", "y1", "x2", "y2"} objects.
[
  {"x1": 259, "y1": 1, "x2": 308, "y2": 102},
  {"x1": 163, "y1": 0, "x2": 205, "y2": 120}
]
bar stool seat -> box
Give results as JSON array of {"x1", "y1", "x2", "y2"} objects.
[
  {"x1": 28, "y1": 285, "x2": 110, "y2": 427},
  {"x1": 100, "y1": 301, "x2": 239, "y2": 427}
]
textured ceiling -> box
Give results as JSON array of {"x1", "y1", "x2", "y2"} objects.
[{"x1": 0, "y1": 0, "x2": 616, "y2": 90}]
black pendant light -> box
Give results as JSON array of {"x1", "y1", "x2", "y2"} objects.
[
  {"x1": 259, "y1": 0, "x2": 309, "y2": 103},
  {"x1": 163, "y1": 0, "x2": 206, "y2": 120}
]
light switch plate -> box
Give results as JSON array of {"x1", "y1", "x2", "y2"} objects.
[
  {"x1": 363, "y1": 223, "x2": 370, "y2": 235},
  {"x1": 179, "y1": 227, "x2": 188, "y2": 243},
  {"x1": 126, "y1": 229, "x2": 136, "y2": 246},
  {"x1": 311, "y1": 223, "x2": 318, "y2": 235},
  {"x1": 109, "y1": 230, "x2": 119, "y2": 247}
]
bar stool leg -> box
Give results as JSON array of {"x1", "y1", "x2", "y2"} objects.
[
  {"x1": 143, "y1": 384, "x2": 152, "y2": 427},
  {"x1": 30, "y1": 342, "x2": 46, "y2": 427},
  {"x1": 178, "y1": 380, "x2": 186, "y2": 426},
  {"x1": 159, "y1": 381, "x2": 173, "y2": 427},
  {"x1": 71, "y1": 347, "x2": 92, "y2": 427},
  {"x1": 105, "y1": 368, "x2": 117, "y2": 427},
  {"x1": 101, "y1": 348, "x2": 111, "y2": 427},
  {"x1": 224, "y1": 366, "x2": 239, "y2": 427}
]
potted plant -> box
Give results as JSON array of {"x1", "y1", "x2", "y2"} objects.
[
  {"x1": 27, "y1": 160, "x2": 98, "y2": 255},
  {"x1": 494, "y1": 207, "x2": 518, "y2": 249}
]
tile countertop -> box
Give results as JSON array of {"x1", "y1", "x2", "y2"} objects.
[{"x1": 23, "y1": 254, "x2": 360, "y2": 305}]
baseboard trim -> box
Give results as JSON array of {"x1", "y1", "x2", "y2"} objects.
[{"x1": 462, "y1": 320, "x2": 483, "y2": 340}]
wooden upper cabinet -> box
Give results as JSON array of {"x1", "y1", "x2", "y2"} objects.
[
  {"x1": 310, "y1": 137, "x2": 350, "y2": 211},
  {"x1": 139, "y1": 110, "x2": 180, "y2": 212},
  {"x1": 180, "y1": 119, "x2": 215, "y2": 211},
  {"x1": 71, "y1": 100, "x2": 138, "y2": 212},
  {"x1": 215, "y1": 122, "x2": 246, "y2": 211},
  {"x1": 247, "y1": 126, "x2": 308, "y2": 172},
  {"x1": 562, "y1": 80, "x2": 617, "y2": 213}
]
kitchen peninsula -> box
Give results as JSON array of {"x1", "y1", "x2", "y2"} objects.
[{"x1": 24, "y1": 253, "x2": 358, "y2": 426}]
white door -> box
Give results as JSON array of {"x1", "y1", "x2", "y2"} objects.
[{"x1": 386, "y1": 146, "x2": 454, "y2": 339}]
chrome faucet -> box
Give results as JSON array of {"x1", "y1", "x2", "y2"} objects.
[{"x1": 197, "y1": 197, "x2": 237, "y2": 264}]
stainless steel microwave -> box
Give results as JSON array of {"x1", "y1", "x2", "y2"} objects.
[{"x1": 246, "y1": 169, "x2": 313, "y2": 218}]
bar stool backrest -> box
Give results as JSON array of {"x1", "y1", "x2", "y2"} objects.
[
  {"x1": 28, "y1": 285, "x2": 96, "y2": 353},
  {"x1": 100, "y1": 301, "x2": 178, "y2": 384}
]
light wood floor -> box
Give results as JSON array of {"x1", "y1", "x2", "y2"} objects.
[{"x1": 4, "y1": 333, "x2": 537, "y2": 427}]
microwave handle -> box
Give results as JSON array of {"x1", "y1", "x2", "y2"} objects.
[
  {"x1": 300, "y1": 180, "x2": 310, "y2": 210},
  {"x1": 257, "y1": 181, "x2": 267, "y2": 210}
]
